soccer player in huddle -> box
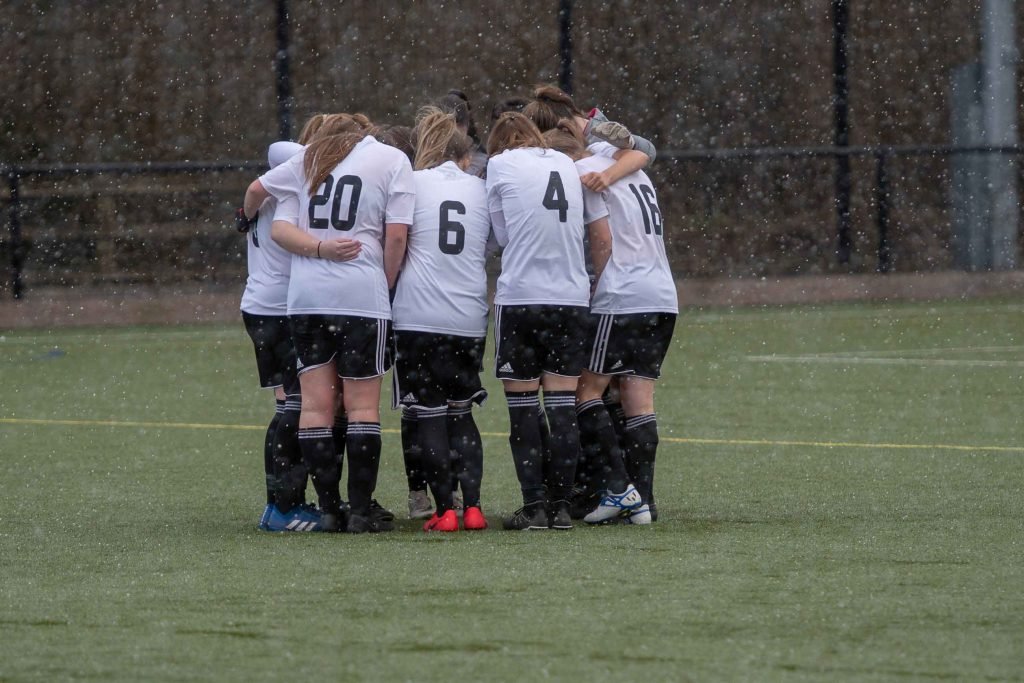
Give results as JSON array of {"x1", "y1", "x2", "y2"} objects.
[
  {"x1": 391, "y1": 106, "x2": 493, "y2": 532},
  {"x1": 486, "y1": 112, "x2": 593, "y2": 530},
  {"x1": 245, "y1": 113, "x2": 414, "y2": 533},
  {"x1": 543, "y1": 119, "x2": 676, "y2": 524}
]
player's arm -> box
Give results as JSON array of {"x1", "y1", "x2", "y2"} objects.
[
  {"x1": 581, "y1": 149, "x2": 650, "y2": 193},
  {"x1": 244, "y1": 180, "x2": 271, "y2": 220},
  {"x1": 270, "y1": 220, "x2": 361, "y2": 261},
  {"x1": 383, "y1": 223, "x2": 409, "y2": 290},
  {"x1": 587, "y1": 217, "x2": 613, "y2": 286}
]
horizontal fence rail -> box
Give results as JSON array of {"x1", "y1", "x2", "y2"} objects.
[{"x1": 3, "y1": 146, "x2": 1023, "y2": 299}]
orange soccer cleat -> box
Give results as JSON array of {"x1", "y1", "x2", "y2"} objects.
[
  {"x1": 423, "y1": 509, "x2": 459, "y2": 532},
  {"x1": 462, "y1": 506, "x2": 488, "y2": 531}
]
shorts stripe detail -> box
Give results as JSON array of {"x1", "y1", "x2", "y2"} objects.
[
  {"x1": 347, "y1": 422, "x2": 382, "y2": 436},
  {"x1": 376, "y1": 320, "x2": 387, "y2": 376},
  {"x1": 625, "y1": 413, "x2": 658, "y2": 431},
  {"x1": 299, "y1": 427, "x2": 333, "y2": 439},
  {"x1": 576, "y1": 398, "x2": 603, "y2": 415},
  {"x1": 590, "y1": 314, "x2": 614, "y2": 371},
  {"x1": 492, "y1": 304, "x2": 504, "y2": 376}
]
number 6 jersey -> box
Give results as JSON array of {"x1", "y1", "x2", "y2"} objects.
[
  {"x1": 258, "y1": 136, "x2": 416, "y2": 319},
  {"x1": 391, "y1": 161, "x2": 492, "y2": 338},
  {"x1": 576, "y1": 150, "x2": 679, "y2": 315}
]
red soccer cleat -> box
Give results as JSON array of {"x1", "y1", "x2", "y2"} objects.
[
  {"x1": 462, "y1": 506, "x2": 488, "y2": 531},
  {"x1": 423, "y1": 509, "x2": 459, "y2": 532}
]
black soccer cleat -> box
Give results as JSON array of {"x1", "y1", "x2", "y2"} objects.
[
  {"x1": 548, "y1": 500, "x2": 573, "y2": 530},
  {"x1": 502, "y1": 503, "x2": 549, "y2": 531},
  {"x1": 346, "y1": 511, "x2": 393, "y2": 534}
]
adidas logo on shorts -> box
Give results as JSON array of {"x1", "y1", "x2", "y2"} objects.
[
  {"x1": 402, "y1": 393, "x2": 416, "y2": 402},
  {"x1": 611, "y1": 360, "x2": 624, "y2": 370},
  {"x1": 498, "y1": 362, "x2": 514, "y2": 373},
  {"x1": 296, "y1": 358, "x2": 305, "y2": 370}
]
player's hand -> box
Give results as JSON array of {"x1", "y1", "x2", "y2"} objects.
[
  {"x1": 581, "y1": 171, "x2": 612, "y2": 193},
  {"x1": 235, "y1": 207, "x2": 256, "y2": 233},
  {"x1": 319, "y1": 238, "x2": 362, "y2": 262}
]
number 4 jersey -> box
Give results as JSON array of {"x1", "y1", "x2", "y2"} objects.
[
  {"x1": 391, "y1": 161, "x2": 492, "y2": 338},
  {"x1": 576, "y1": 152, "x2": 679, "y2": 315},
  {"x1": 258, "y1": 136, "x2": 415, "y2": 319}
]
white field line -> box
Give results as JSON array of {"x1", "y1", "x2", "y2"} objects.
[
  {"x1": 745, "y1": 354, "x2": 1024, "y2": 368},
  {"x1": 0, "y1": 328, "x2": 241, "y2": 346},
  {"x1": 805, "y1": 344, "x2": 1024, "y2": 358},
  {"x1": 687, "y1": 301, "x2": 1024, "y2": 324}
]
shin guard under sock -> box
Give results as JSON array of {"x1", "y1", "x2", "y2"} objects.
[
  {"x1": 346, "y1": 422, "x2": 382, "y2": 515},
  {"x1": 448, "y1": 404, "x2": 483, "y2": 508},
  {"x1": 298, "y1": 427, "x2": 341, "y2": 512},
  {"x1": 542, "y1": 391, "x2": 580, "y2": 502},
  {"x1": 416, "y1": 409, "x2": 453, "y2": 513},
  {"x1": 272, "y1": 397, "x2": 306, "y2": 512},
  {"x1": 623, "y1": 414, "x2": 659, "y2": 504}
]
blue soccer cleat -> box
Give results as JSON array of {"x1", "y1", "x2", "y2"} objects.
[
  {"x1": 583, "y1": 484, "x2": 644, "y2": 524},
  {"x1": 258, "y1": 503, "x2": 273, "y2": 530},
  {"x1": 264, "y1": 504, "x2": 322, "y2": 532}
]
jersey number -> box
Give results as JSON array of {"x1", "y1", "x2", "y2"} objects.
[
  {"x1": 628, "y1": 183, "x2": 663, "y2": 236},
  {"x1": 542, "y1": 172, "x2": 569, "y2": 223},
  {"x1": 309, "y1": 174, "x2": 363, "y2": 231},
  {"x1": 438, "y1": 200, "x2": 466, "y2": 255}
]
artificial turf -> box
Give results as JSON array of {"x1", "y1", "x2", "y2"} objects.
[{"x1": 1, "y1": 299, "x2": 1021, "y2": 682}]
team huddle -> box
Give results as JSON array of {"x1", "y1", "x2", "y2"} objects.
[{"x1": 238, "y1": 85, "x2": 677, "y2": 533}]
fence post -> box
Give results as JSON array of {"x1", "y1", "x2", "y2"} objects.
[
  {"x1": 875, "y1": 152, "x2": 891, "y2": 273},
  {"x1": 558, "y1": 0, "x2": 574, "y2": 95},
  {"x1": 833, "y1": 0, "x2": 852, "y2": 266},
  {"x1": 8, "y1": 170, "x2": 24, "y2": 299},
  {"x1": 275, "y1": 0, "x2": 292, "y2": 141}
]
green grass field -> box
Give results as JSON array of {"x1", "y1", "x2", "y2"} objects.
[{"x1": 2, "y1": 299, "x2": 1022, "y2": 682}]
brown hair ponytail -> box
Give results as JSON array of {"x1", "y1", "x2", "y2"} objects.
[
  {"x1": 302, "y1": 113, "x2": 373, "y2": 195},
  {"x1": 523, "y1": 84, "x2": 585, "y2": 132},
  {"x1": 413, "y1": 106, "x2": 473, "y2": 171},
  {"x1": 486, "y1": 112, "x2": 547, "y2": 157},
  {"x1": 542, "y1": 118, "x2": 587, "y2": 159}
]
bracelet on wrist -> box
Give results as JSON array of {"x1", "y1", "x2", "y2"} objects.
[{"x1": 316, "y1": 241, "x2": 322, "y2": 258}]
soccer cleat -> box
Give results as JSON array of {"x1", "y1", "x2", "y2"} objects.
[
  {"x1": 623, "y1": 504, "x2": 652, "y2": 525},
  {"x1": 583, "y1": 484, "x2": 644, "y2": 524},
  {"x1": 452, "y1": 489, "x2": 464, "y2": 515},
  {"x1": 423, "y1": 509, "x2": 459, "y2": 532},
  {"x1": 462, "y1": 506, "x2": 488, "y2": 531},
  {"x1": 408, "y1": 490, "x2": 435, "y2": 520},
  {"x1": 258, "y1": 503, "x2": 273, "y2": 530},
  {"x1": 264, "y1": 504, "x2": 322, "y2": 532},
  {"x1": 569, "y1": 487, "x2": 601, "y2": 520},
  {"x1": 502, "y1": 503, "x2": 549, "y2": 531},
  {"x1": 369, "y1": 499, "x2": 395, "y2": 525},
  {"x1": 346, "y1": 511, "x2": 393, "y2": 534},
  {"x1": 548, "y1": 500, "x2": 573, "y2": 530},
  {"x1": 318, "y1": 501, "x2": 348, "y2": 533}
]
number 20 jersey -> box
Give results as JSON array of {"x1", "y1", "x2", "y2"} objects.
[
  {"x1": 258, "y1": 136, "x2": 416, "y2": 319},
  {"x1": 391, "y1": 161, "x2": 491, "y2": 338},
  {"x1": 575, "y1": 153, "x2": 678, "y2": 315}
]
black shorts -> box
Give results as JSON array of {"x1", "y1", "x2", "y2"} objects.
[
  {"x1": 242, "y1": 312, "x2": 300, "y2": 395},
  {"x1": 289, "y1": 314, "x2": 392, "y2": 379},
  {"x1": 493, "y1": 304, "x2": 590, "y2": 381},
  {"x1": 588, "y1": 312, "x2": 677, "y2": 380},
  {"x1": 393, "y1": 331, "x2": 487, "y2": 410}
]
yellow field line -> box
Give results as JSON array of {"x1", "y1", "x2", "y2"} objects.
[{"x1": 2, "y1": 417, "x2": 1021, "y2": 454}]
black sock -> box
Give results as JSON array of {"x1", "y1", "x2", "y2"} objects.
[
  {"x1": 448, "y1": 404, "x2": 483, "y2": 509},
  {"x1": 401, "y1": 408, "x2": 427, "y2": 491},
  {"x1": 537, "y1": 405, "x2": 552, "y2": 491},
  {"x1": 333, "y1": 412, "x2": 348, "y2": 488},
  {"x1": 416, "y1": 409, "x2": 453, "y2": 514},
  {"x1": 263, "y1": 401, "x2": 284, "y2": 504},
  {"x1": 576, "y1": 398, "x2": 630, "y2": 493},
  {"x1": 271, "y1": 396, "x2": 306, "y2": 512},
  {"x1": 346, "y1": 422, "x2": 382, "y2": 515},
  {"x1": 573, "y1": 399, "x2": 601, "y2": 492},
  {"x1": 506, "y1": 390, "x2": 544, "y2": 505},
  {"x1": 298, "y1": 427, "x2": 341, "y2": 512},
  {"x1": 603, "y1": 394, "x2": 628, "y2": 446},
  {"x1": 623, "y1": 414, "x2": 659, "y2": 504},
  {"x1": 542, "y1": 390, "x2": 580, "y2": 502}
]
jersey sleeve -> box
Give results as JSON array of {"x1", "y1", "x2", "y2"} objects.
[
  {"x1": 582, "y1": 186, "x2": 609, "y2": 224},
  {"x1": 586, "y1": 141, "x2": 620, "y2": 159},
  {"x1": 485, "y1": 157, "x2": 509, "y2": 247},
  {"x1": 259, "y1": 157, "x2": 302, "y2": 202},
  {"x1": 273, "y1": 193, "x2": 300, "y2": 224},
  {"x1": 385, "y1": 156, "x2": 416, "y2": 225}
]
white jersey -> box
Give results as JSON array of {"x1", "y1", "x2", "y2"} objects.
[
  {"x1": 240, "y1": 141, "x2": 304, "y2": 316},
  {"x1": 486, "y1": 147, "x2": 589, "y2": 307},
  {"x1": 392, "y1": 161, "x2": 491, "y2": 337},
  {"x1": 576, "y1": 154, "x2": 678, "y2": 314},
  {"x1": 259, "y1": 136, "x2": 416, "y2": 319}
]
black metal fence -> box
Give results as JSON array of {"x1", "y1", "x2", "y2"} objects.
[{"x1": 2, "y1": 146, "x2": 1021, "y2": 300}]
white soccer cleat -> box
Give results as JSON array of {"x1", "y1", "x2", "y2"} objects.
[
  {"x1": 407, "y1": 490, "x2": 435, "y2": 520},
  {"x1": 583, "y1": 484, "x2": 643, "y2": 524},
  {"x1": 623, "y1": 504, "x2": 652, "y2": 525}
]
